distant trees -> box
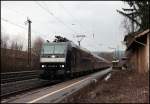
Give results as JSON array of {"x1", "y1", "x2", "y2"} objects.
[
  {"x1": 1, "y1": 35, "x2": 9, "y2": 49},
  {"x1": 97, "y1": 52, "x2": 114, "y2": 62},
  {"x1": 1, "y1": 26, "x2": 45, "y2": 72},
  {"x1": 117, "y1": 1, "x2": 150, "y2": 34},
  {"x1": 10, "y1": 41, "x2": 23, "y2": 51},
  {"x1": 1, "y1": 34, "x2": 23, "y2": 51},
  {"x1": 1, "y1": 33, "x2": 44, "y2": 54},
  {"x1": 32, "y1": 36, "x2": 44, "y2": 56},
  {"x1": 1, "y1": 36, "x2": 44, "y2": 72}
]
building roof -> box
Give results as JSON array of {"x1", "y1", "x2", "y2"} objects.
[
  {"x1": 124, "y1": 29, "x2": 149, "y2": 50},
  {"x1": 134, "y1": 29, "x2": 149, "y2": 38}
]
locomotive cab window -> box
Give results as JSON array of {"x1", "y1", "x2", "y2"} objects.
[
  {"x1": 41, "y1": 45, "x2": 54, "y2": 54},
  {"x1": 54, "y1": 45, "x2": 66, "y2": 54},
  {"x1": 41, "y1": 44, "x2": 66, "y2": 55}
]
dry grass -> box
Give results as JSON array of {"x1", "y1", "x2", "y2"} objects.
[{"x1": 61, "y1": 70, "x2": 149, "y2": 103}]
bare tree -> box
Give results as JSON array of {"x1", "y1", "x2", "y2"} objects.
[
  {"x1": 117, "y1": 1, "x2": 150, "y2": 34},
  {"x1": 17, "y1": 43, "x2": 23, "y2": 51},
  {"x1": 1, "y1": 35, "x2": 9, "y2": 49},
  {"x1": 32, "y1": 36, "x2": 44, "y2": 56},
  {"x1": 1, "y1": 33, "x2": 10, "y2": 72},
  {"x1": 121, "y1": 17, "x2": 132, "y2": 34},
  {"x1": 10, "y1": 41, "x2": 16, "y2": 50},
  {"x1": 10, "y1": 41, "x2": 23, "y2": 51}
]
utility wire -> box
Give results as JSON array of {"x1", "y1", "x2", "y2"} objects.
[
  {"x1": 2, "y1": 6, "x2": 28, "y2": 19},
  {"x1": 58, "y1": 2, "x2": 95, "y2": 38},
  {"x1": 1, "y1": 17, "x2": 27, "y2": 29},
  {"x1": 58, "y1": 2, "x2": 86, "y2": 33},
  {"x1": 1, "y1": 17, "x2": 47, "y2": 39},
  {"x1": 2, "y1": 7, "x2": 49, "y2": 37},
  {"x1": 38, "y1": 1, "x2": 76, "y2": 34},
  {"x1": 35, "y1": 1, "x2": 78, "y2": 34}
]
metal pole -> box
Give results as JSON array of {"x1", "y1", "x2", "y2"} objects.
[
  {"x1": 114, "y1": 48, "x2": 116, "y2": 60},
  {"x1": 27, "y1": 18, "x2": 32, "y2": 69},
  {"x1": 131, "y1": 9, "x2": 134, "y2": 33},
  {"x1": 117, "y1": 45, "x2": 119, "y2": 60},
  {"x1": 78, "y1": 41, "x2": 80, "y2": 46},
  {"x1": 147, "y1": 34, "x2": 150, "y2": 69},
  {"x1": 76, "y1": 35, "x2": 85, "y2": 46}
]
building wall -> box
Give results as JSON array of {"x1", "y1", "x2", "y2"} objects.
[
  {"x1": 137, "y1": 44, "x2": 146, "y2": 73},
  {"x1": 126, "y1": 49, "x2": 137, "y2": 71},
  {"x1": 137, "y1": 34, "x2": 149, "y2": 73},
  {"x1": 143, "y1": 33, "x2": 149, "y2": 72},
  {"x1": 146, "y1": 33, "x2": 149, "y2": 71},
  {"x1": 126, "y1": 32, "x2": 149, "y2": 73}
]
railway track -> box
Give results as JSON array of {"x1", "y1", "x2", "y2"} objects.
[
  {"x1": 1, "y1": 70, "x2": 42, "y2": 84},
  {"x1": 0, "y1": 70, "x2": 47, "y2": 97},
  {"x1": 1, "y1": 78, "x2": 61, "y2": 98},
  {"x1": 1, "y1": 68, "x2": 111, "y2": 99},
  {"x1": 1, "y1": 68, "x2": 112, "y2": 103},
  {"x1": 1, "y1": 70, "x2": 68, "y2": 98}
]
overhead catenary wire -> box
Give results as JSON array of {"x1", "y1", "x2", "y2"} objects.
[
  {"x1": 1, "y1": 17, "x2": 48, "y2": 39},
  {"x1": 2, "y1": 6, "x2": 57, "y2": 40},
  {"x1": 1, "y1": 17, "x2": 27, "y2": 29},
  {"x1": 2, "y1": 2, "x2": 89, "y2": 42},
  {"x1": 58, "y1": 2, "x2": 96, "y2": 38},
  {"x1": 34, "y1": 1, "x2": 78, "y2": 35},
  {"x1": 58, "y1": 2, "x2": 87, "y2": 33},
  {"x1": 38, "y1": 1, "x2": 78, "y2": 35},
  {"x1": 2, "y1": 6, "x2": 28, "y2": 19},
  {"x1": 2, "y1": 2, "x2": 87, "y2": 41}
]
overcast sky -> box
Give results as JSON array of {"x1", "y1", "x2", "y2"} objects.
[{"x1": 1, "y1": 1, "x2": 129, "y2": 52}]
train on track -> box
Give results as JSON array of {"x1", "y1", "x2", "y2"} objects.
[{"x1": 40, "y1": 41, "x2": 110, "y2": 80}]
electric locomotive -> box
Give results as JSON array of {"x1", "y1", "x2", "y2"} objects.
[{"x1": 40, "y1": 41, "x2": 110, "y2": 80}]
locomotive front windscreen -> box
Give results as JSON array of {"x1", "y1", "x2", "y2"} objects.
[{"x1": 41, "y1": 44, "x2": 66, "y2": 54}]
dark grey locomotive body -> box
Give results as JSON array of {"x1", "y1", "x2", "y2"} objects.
[{"x1": 40, "y1": 41, "x2": 110, "y2": 79}]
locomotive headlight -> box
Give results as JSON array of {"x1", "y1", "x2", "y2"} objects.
[
  {"x1": 62, "y1": 65, "x2": 64, "y2": 67},
  {"x1": 51, "y1": 55, "x2": 55, "y2": 58},
  {"x1": 41, "y1": 65, "x2": 45, "y2": 68}
]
